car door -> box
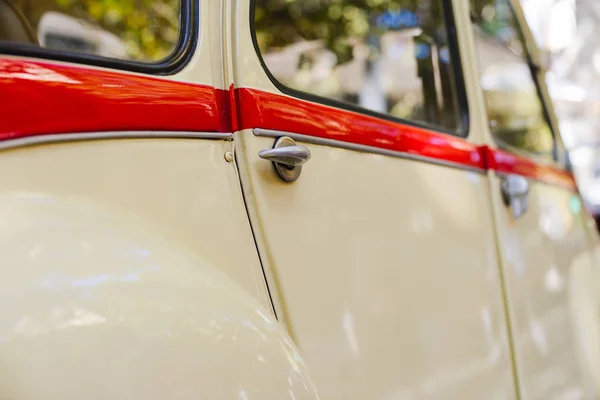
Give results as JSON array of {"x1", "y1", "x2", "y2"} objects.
[
  {"x1": 470, "y1": 0, "x2": 599, "y2": 397},
  {"x1": 230, "y1": 0, "x2": 518, "y2": 398}
]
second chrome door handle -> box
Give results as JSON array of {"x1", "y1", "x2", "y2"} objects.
[
  {"x1": 259, "y1": 136, "x2": 311, "y2": 183},
  {"x1": 500, "y1": 174, "x2": 529, "y2": 219}
]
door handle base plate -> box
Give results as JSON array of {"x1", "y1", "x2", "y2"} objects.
[{"x1": 260, "y1": 136, "x2": 310, "y2": 183}]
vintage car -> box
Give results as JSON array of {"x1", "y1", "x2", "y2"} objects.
[{"x1": 0, "y1": 0, "x2": 599, "y2": 398}]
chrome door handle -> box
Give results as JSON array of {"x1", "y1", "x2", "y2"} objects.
[
  {"x1": 259, "y1": 136, "x2": 311, "y2": 182},
  {"x1": 259, "y1": 145, "x2": 311, "y2": 167},
  {"x1": 500, "y1": 174, "x2": 529, "y2": 219}
]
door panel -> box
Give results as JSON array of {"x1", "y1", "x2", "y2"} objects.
[
  {"x1": 235, "y1": 129, "x2": 515, "y2": 399},
  {"x1": 490, "y1": 175, "x2": 592, "y2": 398},
  {"x1": 231, "y1": 0, "x2": 518, "y2": 397},
  {"x1": 469, "y1": 0, "x2": 599, "y2": 397}
]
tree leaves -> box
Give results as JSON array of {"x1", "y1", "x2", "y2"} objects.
[
  {"x1": 255, "y1": 0, "x2": 441, "y2": 64},
  {"x1": 19, "y1": 0, "x2": 180, "y2": 61}
]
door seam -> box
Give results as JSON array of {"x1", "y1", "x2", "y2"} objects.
[
  {"x1": 231, "y1": 147, "x2": 279, "y2": 320},
  {"x1": 485, "y1": 170, "x2": 523, "y2": 400}
]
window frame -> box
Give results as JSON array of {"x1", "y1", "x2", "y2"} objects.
[
  {"x1": 470, "y1": 0, "x2": 559, "y2": 162},
  {"x1": 0, "y1": 0, "x2": 197, "y2": 75},
  {"x1": 249, "y1": 0, "x2": 469, "y2": 138}
]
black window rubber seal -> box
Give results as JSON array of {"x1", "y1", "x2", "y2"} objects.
[
  {"x1": 0, "y1": 0, "x2": 198, "y2": 76},
  {"x1": 249, "y1": 0, "x2": 470, "y2": 138}
]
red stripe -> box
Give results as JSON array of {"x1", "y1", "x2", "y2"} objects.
[
  {"x1": 237, "y1": 88, "x2": 486, "y2": 170},
  {"x1": 486, "y1": 147, "x2": 576, "y2": 190},
  {"x1": 0, "y1": 59, "x2": 227, "y2": 138},
  {"x1": 228, "y1": 83, "x2": 240, "y2": 133},
  {"x1": 0, "y1": 59, "x2": 577, "y2": 191},
  {"x1": 236, "y1": 88, "x2": 576, "y2": 190}
]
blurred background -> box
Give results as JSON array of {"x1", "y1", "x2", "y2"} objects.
[
  {"x1": 521, "y1": 0, "x2": 600, "y2": 220},
  {"x1": 6, "y1": 0, "x2": 180, "y2": 61}
]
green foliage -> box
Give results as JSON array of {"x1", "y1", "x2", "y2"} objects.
[
  {"x1": 56, "y1": 0, "x2": 179, "y2": 60},
  {"x1": 15, "y1": 0, "x2": 179, "y2": 61},
  {"x1": 254, "y1": 0, "x2": 440, "y2": 63}
]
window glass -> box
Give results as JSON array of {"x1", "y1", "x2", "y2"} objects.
[
  {"x1": 254, "y1": 0, "x2": 463, "y2": 133},
  {"x1": 471, "y1": 0, "x2": 555, "y2": 158},
  {"x1": 0, "y1": 0, "x2": 181, "y2": 62}
]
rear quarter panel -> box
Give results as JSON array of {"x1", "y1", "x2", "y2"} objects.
[{"x1": 0, "y1": 138, "x2": 319, "y2": 399}]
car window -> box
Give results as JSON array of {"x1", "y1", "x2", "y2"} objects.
[
  {"x1": 0, "y1": 0, "x2": 182, "y2": 63},
  {"x1": 253, "y1": 0, "x2": 465, "y2": 135},
  {"x1": 471, "y1": 0, "x2": 555, "y2": 159}
]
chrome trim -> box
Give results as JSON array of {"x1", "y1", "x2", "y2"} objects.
[
  {"x1": 259, "y1": 136, "x2": 310, "y2": 183},
  {"x1": 500, "y1": 174, "x2": 530, "y2": 219},
  {"x1": 253, "y1": 128, "x2": 485, "y2": 173},
  {"x1": 259, "y1": 139, "x2": 311, "y2": 167},
  {"x1": 0, "y1": 131, "x2": 232, "y2": 151}
]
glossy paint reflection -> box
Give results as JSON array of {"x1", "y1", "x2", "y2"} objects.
[
  {"x1": 237, "y1": 88, "x2": 485, "y2": 170},
  {"x1": 0, "y1": 58, "x2": 229, "y2": 139},
  {"x1": 493, "y1": 176, "x2": 596, "y2": 399},
  {"x1": 236, "y1": 133, "x2": 516, "y2": 399},
  {"x1": 237, "y1": 87, "x2": 577, "y2": 189},
  {"x1": 0, "y1": 192, "x2": 319, "y2": 399},
  {"x1": 487, "y1": 148, "x2": 576, "y2": 191}
]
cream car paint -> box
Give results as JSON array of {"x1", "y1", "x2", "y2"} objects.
[
  {"x1": 229, "y1": 0, "x2": 519, "y2": 397},
  {"x1": 467, "y1": 0, "x2": 600, "y2": 398},
  {"x1": 230, "y1": 0, "x2": 521, "y2": 397},
  {"x1": 228, "y1": 0, "x2": 600, "y2": 399},
  {"x1": 234, "y1": 130, "x2": 517, "y2": 399},
  {"x1": 0, "y1": 138, "x2": 270, "y2": 307},
  {"x1": 0, "y1": 172, "x2": 318, "y2": 399},
  {"x1": 175, "y1": 0, "x2": 226, "y2": 88},
  {"x1": 569, "y1": 245, "x2": 600, "y2": 395},
  {"x1": 0, "y1": 0, "x2": 598, "y2": 397},
  {"x1": 487, "y1": 175, "x2": 595, "y2": 398},
  {"x1": 1, "y1": 0, "x2": 323, "y2": 396}
]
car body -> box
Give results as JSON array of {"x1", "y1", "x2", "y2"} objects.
[{"x1": 0, "y1": 0, "x2": 599, "y2": 399}]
